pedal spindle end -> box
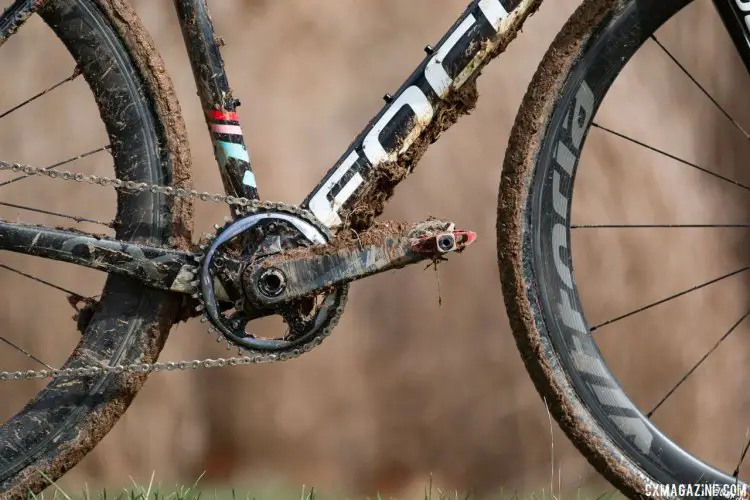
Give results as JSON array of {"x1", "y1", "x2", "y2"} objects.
[{"x1": 411, "y1": 228, "x2": 477, "y2": 255}]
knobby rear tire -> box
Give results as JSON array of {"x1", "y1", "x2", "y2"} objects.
[{"x1": 0, "y1": 0, "x2": 192, "y2": 497}]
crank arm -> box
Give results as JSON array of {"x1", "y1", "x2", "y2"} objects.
[
  {"x1": 0, "y1": 220, "x2": 228, "y2": 298},
  {"x1": 244, "y1": 220, "x2": 477, "y2": 307}
]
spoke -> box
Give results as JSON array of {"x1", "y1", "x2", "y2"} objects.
[
  {"x1": 0, "y1": 145, "x2": 111, "y2": 189},
  {"x1": 0, "y1": 335, "x2": 52, "y2": 370},
  {"x1": 734, "y1": 430, "x2": 750, "y2": 478},
  {"x1": 651, "y1": 35, "x2": 750, "y2": 140},
  {"x1": 0, "y1": 201, "x2": 113, "y2": 227},
  {"x1": 0, "y1": 262, "x2": 83, "y2": 297},
  {"x1": 0, "y1": 67, "x2": 81, "y2": 120},
  {"x1": 571, "y1": 223, "x2": 750, "y2": 229},
  {"x1": 590, "y1": 267, "x2": 750, "y2": 332},
  {"x1": 592, "y1": 123, "x2": 750, "y2": 192},
  {"x1": 647, "y1": 310, "x2": 750, "y2": 418}
]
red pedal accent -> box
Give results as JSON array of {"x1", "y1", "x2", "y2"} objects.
[{"x1": 454, "y1": 230, "x2": 477, "y2": 248}]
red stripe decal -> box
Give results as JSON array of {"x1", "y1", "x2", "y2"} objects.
[{"x1": 208, "y1": 110, "x2": 239, "y2": 122}]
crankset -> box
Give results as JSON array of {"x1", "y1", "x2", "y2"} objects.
[
  {"x1": 196, "y1": 205, "x2": 349, "y2": 356},
  {"x1": 197, "y1": 206, "x2": 476, "y2": 357}
]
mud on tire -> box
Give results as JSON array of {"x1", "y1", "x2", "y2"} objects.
[{"x1": 0, "y1": 0, "x2": 192, "y2": 497}]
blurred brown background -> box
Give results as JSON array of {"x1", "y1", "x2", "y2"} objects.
[{"x1": 2, "y1": 0, "x2": 750, "y2": 497}]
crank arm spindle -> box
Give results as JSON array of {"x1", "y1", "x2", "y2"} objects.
[{"x1": 245, "y1": 220, "x2": 477, "y2": 307}]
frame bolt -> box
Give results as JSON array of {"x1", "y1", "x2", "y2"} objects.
[{"x1": 424, "y1": 45, "x2": 434, "y2": 54}]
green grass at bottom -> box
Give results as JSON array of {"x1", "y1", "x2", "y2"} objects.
[{"x1": 28, "y1": 473, "x2": 623, "y2": 500}]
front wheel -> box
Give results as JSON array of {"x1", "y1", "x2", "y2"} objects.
[{"x1": 499, "y1": 0, "x2": 750, "y2": 497}]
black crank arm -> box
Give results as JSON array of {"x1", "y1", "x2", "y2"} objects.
[
  {"x1": 245, "y1": 220, "x2": 477, "y2": 307},
  {"x1": 0, "y1": 220, "x2": 205, "y2": 295}
]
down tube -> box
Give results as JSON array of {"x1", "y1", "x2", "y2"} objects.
[
  {"x1": 301, "y1": 0, "x2": 537, "y2": 232},
  {"x1": 173, "y1": 0, "x2": 258, "y2": 201},
  {"x1": 712, "y1": 0, "x2": 750, "y2": 75}
]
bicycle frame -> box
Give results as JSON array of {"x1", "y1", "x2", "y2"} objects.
[
  {"x1": 713, "y1": 0, "x2": 750, "y2": 73},
  {"x1": 179, "y1": 0, "x2": 750, "y2": 234},
  {"x1": 172, "y1": 0, "x2": 542, "y2": 231},
  {"x1": 1, "y1": 0, "x2": 750, "y2": 294}
]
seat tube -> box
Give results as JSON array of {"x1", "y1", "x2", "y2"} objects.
[{"x1": 173, "y1": 0, "x2": 259, "y2": 202}]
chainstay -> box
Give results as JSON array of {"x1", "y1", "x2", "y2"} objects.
[{"x1": 0, "y1": 159, "x2": 349, "y2": 382}]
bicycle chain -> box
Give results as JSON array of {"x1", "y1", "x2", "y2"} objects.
[{"x1": 0, "y1": 159, "x2": 348, "y2": 382}]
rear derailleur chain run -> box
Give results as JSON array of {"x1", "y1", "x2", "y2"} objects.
[{"x1": 0, "y1": 160, "x2": 476, "y2": 382}]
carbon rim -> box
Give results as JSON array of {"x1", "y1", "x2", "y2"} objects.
[{"x1": 527, "y1": 0, "x2": 750, "y2": 490}]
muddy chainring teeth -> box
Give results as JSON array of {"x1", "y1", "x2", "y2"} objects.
[
  {"x1": 195, "y1": 202, "x2": 348, "y2": 362},
  {"x1": 0, "y1": 163, "x2": 348, "y2": 381}
]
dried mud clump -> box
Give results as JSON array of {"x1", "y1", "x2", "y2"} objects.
[
  {"x1": 346, "y1": 82, "x2": 479, "y2": 232},
  {"x1": 343, "y1": 0, "x2": 543, "y2": 234}
]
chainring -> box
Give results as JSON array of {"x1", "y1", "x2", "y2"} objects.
[{"x1": 195, "y1": 203, "x2": 348, "y2": 361}]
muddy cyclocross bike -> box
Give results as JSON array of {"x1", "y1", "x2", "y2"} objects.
[{"x1": 1, "y1": 0, "x2": 750, "y2": 497}]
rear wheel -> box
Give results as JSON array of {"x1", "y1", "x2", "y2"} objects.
[
  {"x1": 500, "y1": 0, "x2": 750, "y2": 496},
  {"x1": 0, "y1": 0, "x2": 191, "y2": 497}
]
